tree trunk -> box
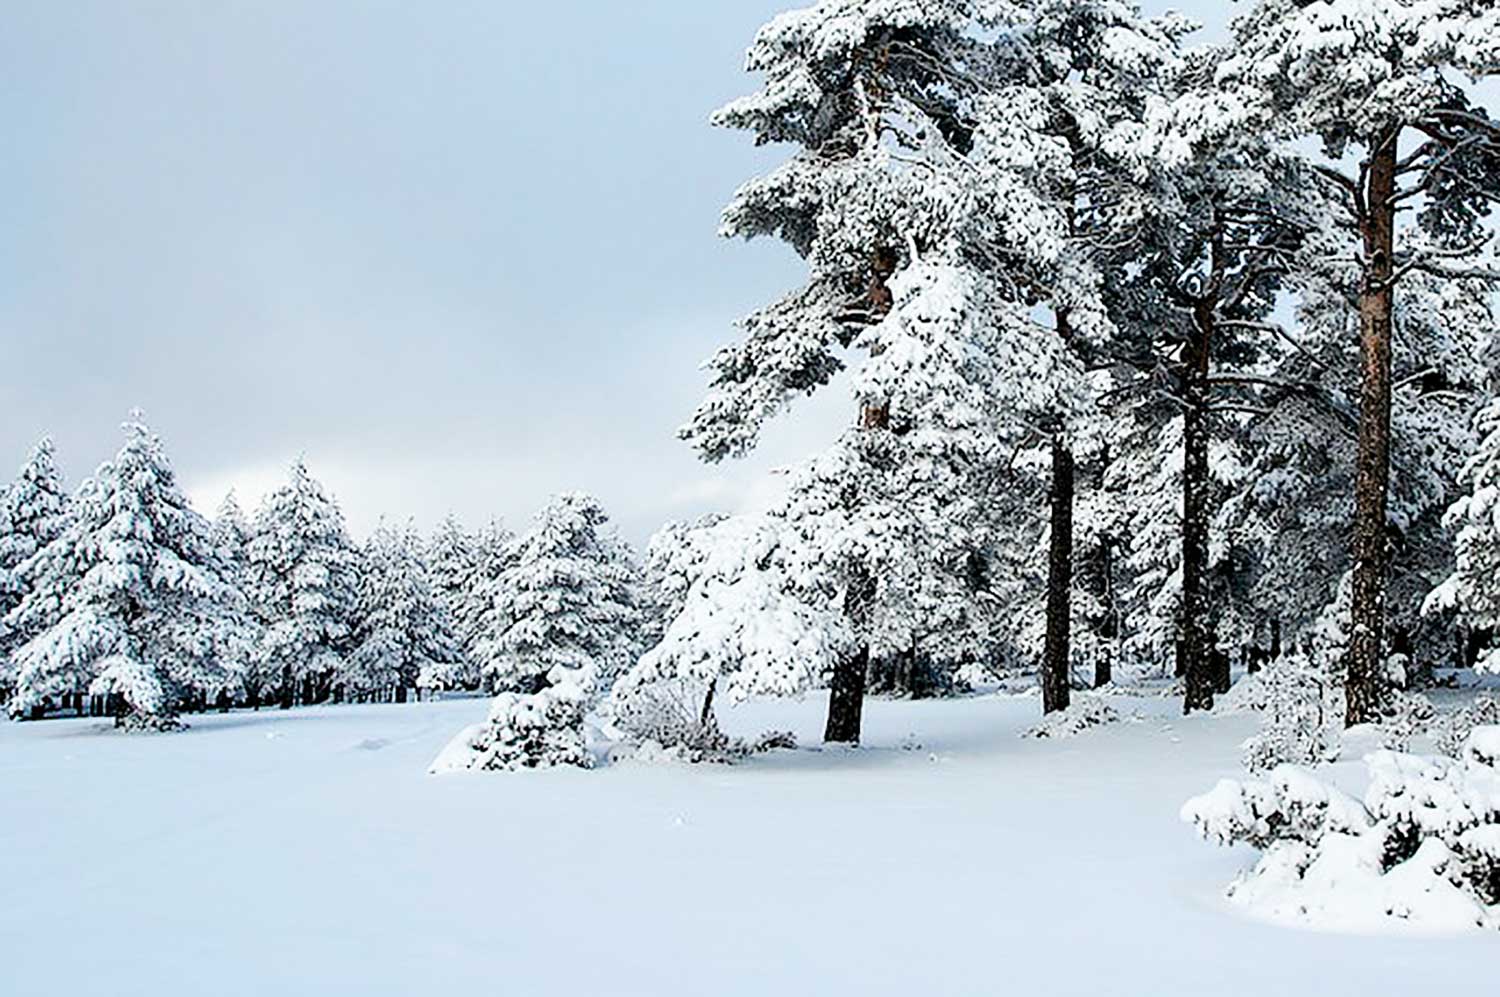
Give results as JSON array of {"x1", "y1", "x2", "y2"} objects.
[
  {"x1": 824, "y1": 247, "x2": 897, "y2": 745},
  {"x1": 1042, "y1": 435, "x2": 1075, "y2": 715},
  {"x1": 826, "y1": 568, "x2": 874, "y2": 744},
  {"x1": 699, "y1": 678, "x2": 717, "y2": 729},
  {"x1": 1347, "y1": 126, "x2": 1400, "y2": 727},
  {"x1": 1182, "y1": 304, "x2": 1217, "y2": 714}
]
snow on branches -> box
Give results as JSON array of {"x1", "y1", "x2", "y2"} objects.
[{"x1": 1183, "y1": 728, "x2": 1500, "y2": 933}]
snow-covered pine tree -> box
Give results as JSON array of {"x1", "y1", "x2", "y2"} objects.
[
  {"x1": 1107, "y1": 33, "x2": 1328, "y2": 710},
  {"x1": 0, "y1": 437, "x2": 70, "y2": 703},
  {"x1": 1211, "y1": 0, "x2": 1500, "y2": 724},
  {"x1": 245, "y1": 458, "x2": 360, "y2": 709},
  {"x1": 349, "y1": 522, "x2": 468, "y2": 700},
  {"x1": 441, "y1": 493, "x2": 642, "y2": 771},
  {"x1": 9, "y1": 416, "x2": 243, "y2": 729},
  {"x1": 209, "y1": 490, "x2": 261, "y2": 707},
  {"x1": 473, "y1": 492, "x2": 642, "y2": 698},
  {"x1": 1427, "y1": 399, "x2": 1500, "y2": 673},
  {"x1": 1214, "y1": 239, "x2": 1492, "y2": 681},
  {"x1": 696, "y1": 0, "x2": 1170, "y2": 737},
  {"x1": 1007, "y1": 0, "x2": 1193, "y2": 716},
  {"x1": 426, "y1": 513, "x2": 506, "y2": 676}
]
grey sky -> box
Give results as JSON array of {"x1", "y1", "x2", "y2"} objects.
[{"x1": 0, "y1": 1, "x2": 1229, "y2": 545}]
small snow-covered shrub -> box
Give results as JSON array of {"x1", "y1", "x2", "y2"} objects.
[
  {"x1": 1241, "y1": 654, "x2": 1343, "y2": 773},
  {"x1": 629, "y1": 728, "x2": 798, "y2": 766},
  {"x1": 431, "y1": 678, "x2": 592, "y2": 772},
  {"x1": 610, "y1": 673, "x2": 717, "y2": 749},
  {"x1": 1435, "y1": 696, "x2": 1500, "y2": 760},
  {"x1": 1023, "y1": 696, "x2": 1120, "y2": 739},
  {"x1": 1182, "y1": 728, "x2": 1500, "y2": 933},
  {"x1": 1378, "y1": 688, "x2": 1438, "y2": 753}
]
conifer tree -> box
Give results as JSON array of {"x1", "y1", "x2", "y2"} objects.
[
  {"x1": 246, "y1": 458, "x2": 360, "y2": 708},
  {"x1": 9, "y1": 416, "x2": 242, "y2": 729},
  {"x1": 349, "y1": 522, "x2": 467, "y2": 699},
  {"x1": 209, "y1": 491, "x2": 261, "y2": 706},
  {"x1": 473, "y1": 492, "x2": 641, "y2": 698},
  {"x1": 1210, "y1": 0, "x2": 1500, "y2": 723},
  {"x1": 0, "y1": 437, "x2": 70, "y2": 702},
  {"x1": 438, "y1": 493, "x2": 642, "y2": 772}
]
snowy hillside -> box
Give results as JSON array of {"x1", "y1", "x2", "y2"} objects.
[{"x1": 2, "y1": 694, "x2": 1493, "y2": 997}]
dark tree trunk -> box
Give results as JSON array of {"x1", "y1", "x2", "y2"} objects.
[
  {"x1": 1347, "y1": 127, "x2": 1400, "y2": 728},
  {"x1": 699, "y1": 678, "x2": 717, "y2": 729},
  {"x1": 1212, "y1": 648, "x2": 1232, "y2": 696},
  {"x1": 279, "y1": 665, "x2": 293, "y2": 710},
  {"x1": 1182, "y1": 303, "x2": 1217, "y2": 714},
  {"x1": 826, "y1": 568, "x2": 875, "y2": 744},
  {"x1": 1042, "y1": 434, "x2": 1075, "y2": 715},
  {"x1": 1270, "y1": 617, "x2": 1282, "y2": 659}
]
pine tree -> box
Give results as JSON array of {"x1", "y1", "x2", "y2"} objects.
[
  {"x1": 1212, "y1": 0, "x2": 1500, "y2": 723},
  {"x1": 209, "y1": 491, "x2": 261, "y2": 706},
  {"x1": 9, "y1": 416, "x2": 243, "y2": 729},
  {"x1": 438, "y1": 493, "x2": 642, "y2": 772},
  {"x1": 473, "y1": 492, "x2": 642, "y2": 699},
  {"x1": 426, "y1": 513, "x2": 506, "y2": 675},
  {"x1": 0, "y1": 437, "x2": 70, "y2": 702},
  {"x1": 1427, "y1": 399, "x2": 1500, "y2": 673},
  {"x1": 696, "y1": 0, "x2": 1168, "y2": 737},
  {"x1": 245, "y1": 458, "x2": 360, "y2": 708},
  {"x1": 349, "y1": 522, "x2": 467, "y2": 700}
]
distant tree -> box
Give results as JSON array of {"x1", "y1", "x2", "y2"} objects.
[
  {"x1": 9, "y1": 416, "x2": 242, "y2": 729},
  {"x1": 246, "y1": 459, "x2": 360, "y2": 708},
  {"x1": 426, "y1": 513, "x2": 507, "y2": 676},
  {"x1": 1426, "y1": 400, "x2": 1500, "y2": 674},
  {"x1": 210, "y1": 491, "x2": 262, "y2": 706},
  {"x1": 441, "y1": 493, "x2": 642, "y2": 771},
  {"x1": 349, "y1": 522, "x2": 468, "y2": 700},
  {"x1": 0, "y1": 437, "x2": 70, "y2": 703},
  {"x1": 472, "y1": 492, "x2": 642, "y2": 698}
]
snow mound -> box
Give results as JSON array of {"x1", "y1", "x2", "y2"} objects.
[
  {"x1": 1183, "y1": 727, "x2": 1500, "y2": 935},
  {"x1": 1022, "y1": 696, "x2": 1121, "y2": 739}
]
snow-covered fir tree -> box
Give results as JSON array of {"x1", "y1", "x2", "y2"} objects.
[
  {"x1": 245, "y1": 458, "x2": 360, "y2": 708},
  {"x1": 349, "y1": 522, "x2": 468, "y2": 699},
  {"x1": 208, "y1": 490, "x2": 262, "y2": 704},
  {"x1": 472, "y1": 492, "x2": 642, "y2": 697},
  {"x1": 0, "y1": 437, "x2": 70, "y2": 702},
  {"x1": 426, "y1": 513, "x2": 509, "y2": 672},
  {"x1": 1427, "y1": 399, "x2": 1500, "y2": 673},
  {"x1": 441, "y1": 493, "x2": 642, "y2": 771},
  {"x1": 8, "y1": 416, "x2": 244, "y2": 729}
]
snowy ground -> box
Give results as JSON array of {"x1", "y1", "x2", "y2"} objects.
[{"x1": 1, "y1": 691, "x2": 1494, "y2": 996}]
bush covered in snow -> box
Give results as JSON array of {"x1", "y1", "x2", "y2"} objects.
[
  {"x1": 1022, "y1": 696, "x2": 1121, "y2": 739},
  {"x1": 1182, "y1": 729, "x2": 1500, "y2": 933},
  {"x1": 1238, "y1": 654, "x2": 1344, "y2": 773},
  {"x1": 1431, "y1": 695, "x2": 1500, "y2": 760},
  {"x1": 430, "y1": 675, "x2": 592, "y2": 773}
]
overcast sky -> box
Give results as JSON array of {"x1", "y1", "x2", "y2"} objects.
[{"x1": 0, "y1": 1, "x2": 1230, "y2": 545}]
